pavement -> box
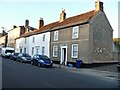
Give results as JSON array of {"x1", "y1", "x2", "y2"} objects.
[{"x1": 53, "y1": 64, "x2": 118, "y2": 80}]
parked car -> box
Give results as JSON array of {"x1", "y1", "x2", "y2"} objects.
[
  {"x1": 16, "y1": 53, "x2": 32, "y2": 63},
  {"x1": 9, "y1": 53, "x2": 19, "y2": 60},
  {"x1": 1, "y1": 47, "x2": 14, "y2": 58},
  {"x1": 117, "y1": 62, "x2": 120, "y2": 71},
  {"x1": 31, "y1": 54, "x2": 53, "y2": 67}
]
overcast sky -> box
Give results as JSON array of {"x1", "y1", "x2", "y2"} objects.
[{"x1": 0, "y1": 0, "x2": 119, "y2": 38}]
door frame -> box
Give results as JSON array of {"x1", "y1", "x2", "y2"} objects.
[{"x1": 60, "y1": 46, "x2": 67, "y2": 66}]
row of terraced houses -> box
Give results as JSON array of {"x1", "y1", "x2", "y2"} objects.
[{"x1": 0, "y1": 0, "x2": 120, "y2": 65}]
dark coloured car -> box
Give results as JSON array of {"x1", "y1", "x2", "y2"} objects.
[
  {"x1": 9, "y1": 53, "x2": 19, "y2": 60},
  {"x1": 31, "y1": 54, "x2": 53, "y2": 67},
  {"x1": 117, "y1": 62, "x2": 120, "y2": 71},
  {"x1": 16, "y1": 53, "x2": 32, "y2": 63}
]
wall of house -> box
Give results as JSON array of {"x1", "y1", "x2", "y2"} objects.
[
  {"x1": 90, "y1": 11, "x2": 114, "y2": 63},
  {"x1": 8, "y1": 27, "x2": 21, "y2": 48},
  {"x1": 50, "y1": 24, "x2": 90, "y2": 63},
  {"x1": 0, "y1": 35, "x2": 7, "y2": 46},
  {"x1": 28, "y1": 32, "x2": 50, "y2": 57}
]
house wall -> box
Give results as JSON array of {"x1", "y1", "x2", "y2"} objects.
[
  {"x1": 50, "y1": 24, "x2": 90, "y2": 63},
  {"x1": 8, "y1": 27, "x2": 21, "y2": 48},
  {"x1": 0, "y1": 35, "x2": 7, "y2": 47},
  {"x1": 90, "y1": 11, "x2": 114, "y2": 63},
  {"x1": 28, "y1": 32, "x2": 50, "y2": 57},
  {"x1": 15, "y1": 32, "x2": 50, "y2": 57}
]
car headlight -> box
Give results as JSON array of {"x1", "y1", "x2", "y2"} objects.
[
  {"x1": 22, "y1": 57, "x2": 27, "y2": 61},
  {"x1": 51, "y1": 60, "x2": 53, "y2": 63}
]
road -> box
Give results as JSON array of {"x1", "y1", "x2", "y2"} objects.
[{"x1": 1, "y1": 57, "x2": 119, "y2": 89}]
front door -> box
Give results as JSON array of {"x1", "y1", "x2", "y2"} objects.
[{"x1": 61, "y1": 46, "x2": 67, "y2": 66}]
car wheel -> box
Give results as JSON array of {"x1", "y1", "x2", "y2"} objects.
[
  {"x1": 38, "y1": 63, "x2": 41, "y2": 67},
  {"x1": 21, "y1": 60, "x2": 24, "y2": 63},
  {"x1": 31, "y1": 61, "x2": 34, "y2": 65}
]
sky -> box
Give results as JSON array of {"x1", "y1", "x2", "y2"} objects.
[{"x1": 0, "y1": 0, "x2": 119, "y2": 38}]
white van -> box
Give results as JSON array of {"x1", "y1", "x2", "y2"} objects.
[{"x1": 1, "y1": 47, "x2": 14, "y2": 58}]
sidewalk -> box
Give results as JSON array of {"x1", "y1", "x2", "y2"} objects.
[{"x1": 53, "y1": 63, "x2": 118, "y2": 80}]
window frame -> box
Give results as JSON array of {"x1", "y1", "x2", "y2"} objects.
[
  {"x1": 54, "y1": 31, "x2": 58, "y2": 41},
  {"x1": 71, "y1": 44, "x2": 78, "y2": 58},
  {"x1": 53, "y1": 45, "x2": 58, "y2": 57},
  {"x1": 32, "y1": 47, "x2": 34, "y2": 55},
  {"x1": 25, "y1": 38, "x2": 27, "y2": 44},
  {"x1": 33, "y1": 37, "x2": 35, "y2": 43},
  {"x1": 43, "y1": 34, "x2": 45, "y2": 41},
  {"x1": 72, "y1": 26, "x2": 79, "y2": 39},
  {"x1": 42, "y1": 47, "x2": 45, "y2": 55}
]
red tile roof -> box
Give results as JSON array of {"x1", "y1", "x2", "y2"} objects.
[{"x1": 17, "y1": 10, "x2": 98, "y2": 39}]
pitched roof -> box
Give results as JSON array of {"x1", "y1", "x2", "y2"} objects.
[{"x1": 16, "y1": 10, "x2": 98, "y2": 39}]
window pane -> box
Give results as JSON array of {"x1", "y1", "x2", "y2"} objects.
[
  {"x1": 54, "y1": 31, "x2": 58, "y2": 41},
  {"x1": 72, "y1": 26, "x2": 79, "y2": 39},
  {"x1": 72, "y1": 44, "x2": 78, "y2": 58},
  {"x1": 53, "y1": 45, "x2": 58, "y2": 57},
  {"x1": 42, "y1": 47, "x2": 45, "y2": 55},
  {"x1": 32, "y1": 47, "x2": 34, "y2": 55}
]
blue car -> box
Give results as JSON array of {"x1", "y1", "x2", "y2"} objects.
[{"x1": 31, "y1": 54, "x2": 53, "y2": 67}]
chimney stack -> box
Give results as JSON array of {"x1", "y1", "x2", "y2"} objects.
[
  {"x1": 59, "y1": 9, "x2": 66, "y2": 22},
  {"x1": 95, "y1": 0, "x2": 104, "y2": 11},
  {"x1": 25, "y1": 19, "x2": 29, "y2": 27},
  {"x1": 39, "y1": 17, "x2": 44, "y2": 30},
  {"x1": 13, "y1": 25, "x2": 17, "y2": 29}
]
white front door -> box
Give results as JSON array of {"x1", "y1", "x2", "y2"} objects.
[{"x1": 60, "y1": 46, "x2": 67, "y2": 66}]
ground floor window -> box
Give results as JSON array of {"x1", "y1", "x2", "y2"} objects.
[
  {"x1": 20, "y1": 49, "x2": 22, "y2": 53},
  {"x1": 53, "y1": 45, "x2": 58, "y2": 57},
  {"x1": 24, "y1": 48, "x2": 26, "y2": 53},
  {"x1": 32, "y1": 47, "x2": 34, "y2": 55},
  {"x1": 72, "y1": 44, "x2": 78, "y2": 58},
  {"x1": 42, "y1": 47, "x2": 45, "y2": 55}
]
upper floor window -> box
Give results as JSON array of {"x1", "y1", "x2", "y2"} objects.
[
  {"x1": 72, "y1": 44, "x2": 78, "y2": 58},
  {"x1": 33, "y1": 37, "x2": 35, "y2": 43},
  {"x1": 25, "y1": 38, "x2": 27, "y2": 44},
  {"x1": 72, "y1": 26, "x2": 79, "y2": 39},
  {"x1": 53, "y1": 45, "x2": 58, "y2": 57},
  {"x1": 54, "y1": 31, "x2": 58, "y2": 41},
  {"x1": 43, "y1": 34, "x2": 45, "y2": 41}
]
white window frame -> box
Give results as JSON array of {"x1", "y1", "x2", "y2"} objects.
[
  {"x1": 72, "y1": 26, "x2": 79, "y2": 39},
  {"x1": 54, "y1": 31, "x2": 58, "y2": 41},
  {"x1": 53, "y1": 45, "x2": 58, "y2": 57},
  {"x1": 71, "y1": 44, "x2": 78, "y2": 58},
  {"x1": 25, "y1": 38, "x2": 27, "y2": 44},
  {"x1": 32, "y1": 47, "x2": 34, "y2": 55},
  {"x1": 43, "y1": 34, "x2": 45, "y2": 41},
  {"x1": 33, "y1": 37, "x2": 35, "y2": 43},
  {"x1": 24, "y1": 47, "x2": 26, "y2": 53},
  {"x1": 42, "y1": 47, "x2": 45, "y2": 55}
]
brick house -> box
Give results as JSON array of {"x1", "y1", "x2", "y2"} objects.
[{"x1": 50, "y1": 0, "x2": 114, "y2": 65}]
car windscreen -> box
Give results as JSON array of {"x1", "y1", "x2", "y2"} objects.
[
  {"x1": 5, "y1": 50, "x2": 14, "y2": 53},
  {"x1": 14, "y1": 53, "x2": 19, "y2": 56},
  {"x1": 40, "y1": 55, "x2": 49, "y2": 60},
  {"x1": 23, "y1": 53, "x2": 31, "y2": 57}
]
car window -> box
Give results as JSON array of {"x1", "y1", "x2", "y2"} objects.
[
  {"x1": 23, "y1": 53, "x2": 31, "y2": 57},
  {"x1": 40, "y1": 55, "x2": 49, "y2": 60}
]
